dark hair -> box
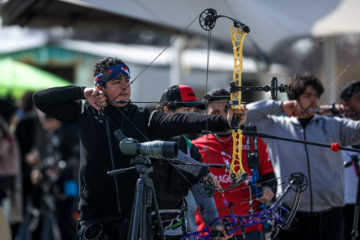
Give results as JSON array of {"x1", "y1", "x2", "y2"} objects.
[
  {"x1": 20, "y1": 91, "x2": 35, "y2": 113},
  {"x1": 339, "y1": 80, "x2": 360, "y2": 102},
  {"x1": 287, "y1": 72, "x2": 324, "y2": 100},
  {"x1": 202, "y1": 88, "x2": 230, "y2": 103},
  {"x1": 157, "y1": 102, "x2": 186, "y2": 112},
  {"x1": 93, "y1": 57, "x2": 125, "y2": 77},
  {"x1": 0, "y1": 98, "x2": 17, "y2": 124}
]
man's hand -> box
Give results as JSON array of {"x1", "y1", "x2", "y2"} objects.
[
  {"x1": 25, "y1": 152, "x2": 41, "y2": 166},
  {"x1": 214, "y1": 224, "x2": 233, "y2": 240},
  {"x1": 320, "y1": 103, "x2": 351, "y2": 117},
  {"x1": 227, "y1": 105, "x2": 248, "y2": 128},
  {"x1": 281, "y1": 100, "x2": 300, "y2": 117},
  {"x1": 31, "y1": 169, "x2": 43, "y2": 185},
  {"x1": 259, "y1": 186, "x2": 274, "y2": 203},
  {"x1": 209, "y1": 172, "x2": 222, "y2": 190},
  {"x1": 84, "y1": 88, "x2": 108, "y2": 110}
]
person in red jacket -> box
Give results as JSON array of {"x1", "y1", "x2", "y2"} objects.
[{"x1": 193, "y1": 89, "x2": 276, "y2": 240}]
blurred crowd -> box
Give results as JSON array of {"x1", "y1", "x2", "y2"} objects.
[{"x1": 0, "y1": 91, "x2": 80, "y2": 240}]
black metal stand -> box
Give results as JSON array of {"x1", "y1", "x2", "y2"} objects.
[
  {"x1": 350, "y1": 154, "x2": 360, "y2": 240},
  {"x1": 108, "y1": 156, "x2": 165, "y2": 240}
]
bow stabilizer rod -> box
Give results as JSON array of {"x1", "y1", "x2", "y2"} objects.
[{"x1": 230, "y1": 77, "x2": 288, "y2": 101}]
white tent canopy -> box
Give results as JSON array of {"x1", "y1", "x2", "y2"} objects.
[
  {"x1": 1, "y1": 0, "x2": 359, "y2": 102},
  {"x1": 66, "y1": 0, "x2": 360, "y2": 60},
  {"x1": 57, "y1": 0, "x2": 359, "y2": 103}
]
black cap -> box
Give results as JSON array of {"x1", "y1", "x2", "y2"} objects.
[
  {"x1": 160, "y1": 85, "x2": 205, "y2": 109},
  {"x1": 202, "y1": 88, "x2": 230, "y2": 103}
]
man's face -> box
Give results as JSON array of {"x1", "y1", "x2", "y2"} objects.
[
  {"x1": 297, "y1": 85, "x2": 320, "y2": 118},
  {"x1": 344, "y1": 91, "x2": 360, "y2": 120},
  {"x1": 207, "y1": 99, "x2": 229, "y2": 117},
  {"x1": 98, "y1": 77, "x2": 131, "y2": 107}
]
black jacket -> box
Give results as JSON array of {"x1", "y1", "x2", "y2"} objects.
[
  {"x1": 151, "y1": 135, "x2": 206, "y2": 211},
  {"x1": 33, "y1": 86, "x2": 229, "y2": 215}
]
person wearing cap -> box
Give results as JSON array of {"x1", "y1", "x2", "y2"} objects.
[
  {"x1": 33, "y1": 57, "x2": 247, "y2": 240},
  {"x1": 152, "y1": 84, "x2": 231, "y2": 239},
  {"x1": 158, "y1": 84, "x2": 206, "y2": 111},
  {"x1": 310, "y1": 79, "x2": 360, "y2": 240},
  {"x1": 192, "y1": 89, "x2": 276, "y2": 240},
  {"x1": 333, "y1": 80, "x2": 360, "y2": 240},
  {"x1": 318, "y1": 80, "x2": 360, "y2": 120},
  {"x1": 245, "y1": 73, "x2": 360, "y2": 240}
]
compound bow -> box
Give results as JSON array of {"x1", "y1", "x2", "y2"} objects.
[
  {"x1": 181, "y1": 172, "x2": 308, "y2": 240},
  {"x1": 198, "y1": 9, "x2": 287, "y2": 194}
]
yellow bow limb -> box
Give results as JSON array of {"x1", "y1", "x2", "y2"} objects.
[{"x1": 229, "y1": 26, "x2": 248, "y2": 181}]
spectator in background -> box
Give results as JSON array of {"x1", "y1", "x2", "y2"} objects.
[
  {"x1": 0, "y1": 98, "x2": 22, "y2": 239},
  {"x1": 15, "y1": 92, "x2": 48, "y2": 208},
  {"x1": 245, "y1": 73, "x2": 360, "y2": 240},
  {"x1": 193, "y1": 89, "x2": 276, "y2": 240},
  {"x1": 31, "y1": 112, "x2": 80, "y2": 240},
  {"x1": 14, "y1": 92, "x2": 49, "y2": 239}
]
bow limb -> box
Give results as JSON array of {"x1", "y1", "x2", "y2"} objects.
[
  {"x1": 180, "y1": 205, "x2": 290, "y2": 240},
  {"x1": 186, "y1": 173, "x2": 308, "y2": 239},
  {"x1": 229, "y1": 25, "x2": 249, "y2": 182},
  {"x1": 276, "y1": 172, "x2": 308, "y2": 229}
]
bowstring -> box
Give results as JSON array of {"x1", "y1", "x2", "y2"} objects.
[
  {"x1": 325, "y1": 53, "x2": 360, "y2": 90},
  {"x1": 111, "y1": 13, "x2": 201, "y2": 103},
  {"x1": 105, "y1": 10, "x2": 205, "y2": 190},
  {"x1": 321, "y1": 42, "x2": 360, "y2": 93}
]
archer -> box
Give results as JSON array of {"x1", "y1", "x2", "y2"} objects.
[
  {"x1": 246, "y1": 72, "x2": 360, "y2": 240},
  {"x1": 193, "y1": 88, "x2": 277, "y2": 240}
]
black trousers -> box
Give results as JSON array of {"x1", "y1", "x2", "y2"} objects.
[{"x1": 279, "y1": 207, "x2": 344, "y2": 240}]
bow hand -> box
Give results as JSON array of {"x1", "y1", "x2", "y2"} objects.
[
  {"x1": 259, "y1": 186, "x2": 274, "y2": 203},
  {"x1": 212, "y1": 223, "x2": 234, "y2": 240},
  {"x1": 227, "y1": 105, "x2": 248, "y2": 128}
]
